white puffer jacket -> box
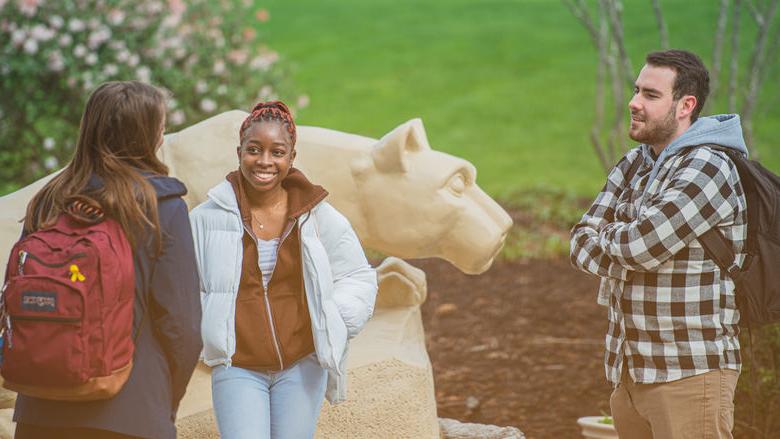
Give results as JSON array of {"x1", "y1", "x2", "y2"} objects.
[{"x1": 189, "y1": 180, "x2": 377, "y2": 404}]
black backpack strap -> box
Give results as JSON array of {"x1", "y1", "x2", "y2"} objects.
[
  {"x1": 696, "y1": 144, "x2": 743, "y2": 280},
  {"x1": 699, "y1": 229, "x2": 741, "y2": 280}
]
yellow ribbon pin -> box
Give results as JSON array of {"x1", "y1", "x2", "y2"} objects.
[{"x1": 69, "y1": 264, "x2": 85, "y2": 283}]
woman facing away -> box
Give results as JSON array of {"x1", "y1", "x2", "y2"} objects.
[
  {"x1": 190, "y1": 101, "x2": 378, "y2": 439},
  {"x1": 12, "y1": 81, "x2": 202, "y2": 439}
]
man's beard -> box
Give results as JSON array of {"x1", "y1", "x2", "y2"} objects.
[{"x1": 629, "y1": 104, "x2": 678, "y2": 147}]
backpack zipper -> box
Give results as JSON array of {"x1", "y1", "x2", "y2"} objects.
[
  {"x1": 17, "y1": 250, "x2": 86, "y2": 275},
  {"x1": 11, "y1": 315, "x2": 80, "y2": 323}
]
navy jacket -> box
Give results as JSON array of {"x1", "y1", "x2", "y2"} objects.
[{"x1": 13, "y1": 175, "x2": 202, "y2": 439}]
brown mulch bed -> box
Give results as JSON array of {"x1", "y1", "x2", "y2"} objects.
[{"x1": 414, "y1": 256, "x2": 611, "y2": 439}]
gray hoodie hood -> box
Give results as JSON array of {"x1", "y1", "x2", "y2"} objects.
[{"x1": 643, "y1": 114, "x2": 748, "y2": 183}]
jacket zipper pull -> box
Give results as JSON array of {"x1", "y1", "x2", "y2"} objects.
[{"x1": 17, "y1": 250, "x2": 27, "y2": 275}]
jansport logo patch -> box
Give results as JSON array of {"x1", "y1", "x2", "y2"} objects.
[{"x1": 21, "y1": 291, "x2": 57, "y2": 312}]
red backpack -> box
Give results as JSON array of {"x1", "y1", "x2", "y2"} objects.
[{"x1": 0, "y1": 198, "x2": 136, "y2": 400}]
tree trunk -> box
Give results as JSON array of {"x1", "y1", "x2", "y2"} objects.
[
  {"x1": 740, "y1": 0, "x2": 779, "y2": 152},
  {"x1": 728, "y1": 0, "x2": 742, "y2": 114},
  {"x1": 708, "y1": 0, "x2": 730, "y2": 111},
  {"x1": 651, "y1": 0, "x2": 669, "y2": 48}
]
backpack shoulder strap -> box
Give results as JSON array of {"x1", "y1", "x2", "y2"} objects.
[
  {"x1": 695, "y1": 144, "x2": 743, "y2": 279},
  {"x1": 699, "y1": 229, "x2": 740, "y2": 279}
]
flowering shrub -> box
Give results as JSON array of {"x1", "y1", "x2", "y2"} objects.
[{"x1": 0, "y1": 0, "x2": 305, "y2": 192}]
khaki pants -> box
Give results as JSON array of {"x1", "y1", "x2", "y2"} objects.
[{"x1": 610, "y1": 367, "x2": 739, "y2": 439}]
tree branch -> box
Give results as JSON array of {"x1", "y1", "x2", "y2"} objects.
[
  {"x1": 563, "y1": 0, "x2": 601, "y2": 46},
  {"x1": 708, "y1": 0, "x2": 730, "y2": 111},
  {"x1": 651, "y1": 0, "x2": 670, "y2": 48},
  {"x1": 603, "y1": 0, "x2": 634, "y2": 86},
  {"x1": 740, "y1": 0, "x2": 778, "y2": 151},
  {"x1": 745, "y1": 0, "x2": 766, "y2": 25},
  {"x1": 728, "y1": 0, "x2": 742, "y2": 113}
]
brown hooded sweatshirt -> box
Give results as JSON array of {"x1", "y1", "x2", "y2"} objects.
[{"x1": 227, "y1": 168, "x2": 328, "y2": 371}]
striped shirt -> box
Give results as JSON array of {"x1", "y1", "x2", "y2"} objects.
[
  {"x1": 258, "y1": 238, "x2": 280, "y2": 290},
  {"x1": 570, "y1": 145, "x2": 746, "y2": 386}
]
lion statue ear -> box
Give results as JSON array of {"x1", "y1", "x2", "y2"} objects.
[{"x1": 371, "y1": 118, "x2": 431, "y2": 173}]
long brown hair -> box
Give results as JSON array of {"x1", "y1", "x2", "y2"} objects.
[{"x1": 24, "y1": 81, "x2": 170, "y2": 252}]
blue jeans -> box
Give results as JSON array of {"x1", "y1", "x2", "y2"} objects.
[{"x1": 211, "y1": 354, "x2": 328, "y2": 439}]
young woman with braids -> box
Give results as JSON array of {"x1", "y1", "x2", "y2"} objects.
[
  {"x1": 12, "y1": 81, "x2": 202, "y2": 439},
  {"x1": 190, "y1": 101, "x2": 377, "y2": 439}
]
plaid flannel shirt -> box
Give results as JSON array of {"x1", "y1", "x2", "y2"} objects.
[{"x1": 571, "y1": 145, "x2": 746, "y2": 386}]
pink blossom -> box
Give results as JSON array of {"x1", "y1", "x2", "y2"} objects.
[
  {"x1": 44, "y1": 156, "x2": 59, "y2": 171},
  {"x1": 10, "y1": 28, "x2": 26, "y2": 47},
  {"x1": 58, "y1": 34, "x2": 72, "y2": 47},
  {"x1": 107, "y1": 9, "x2": 125, "y2": 26},
  {"x1": 136, "y1": 66, "x2": 151, "y2": 82},
  {"x1": 296, "y1": 95, "x2": 310, "y2": 109},
  {"x1": 68, "y1": 19, "x2": 85, "y2": 33},
  {"x1": 212, "y1": 59, "x2": 225, "y2": 75},
  {"x1": 258, "y1": 85, "x2": 273, "y2": 99},
  {"x1": 47, "y1": 51, "x2": 65, "y2": 71},
  {"x1": 227, "y1": 49, "x2": 248, "y2": 65},
  {"x1": 23, "y1": 39, "x2": 38, "y2": 54},
  {"x1": 85, "y1": 53, "x2": 97, "y2": 65},
  {"x1": 161, "y1": 14, "x2": 181, "y2": 28},
  {"x1": 115, "y1": 49, "x2": 130, "y2": 63},
  {"x1": 169, "y1": 110, "x2": 185, "y2": 125},
  {"x1": 250, "y1": 51, "x2": 278, "y2": 71},
  {"x1": 103, "y1": 63, "x2": 118, "y2": 76},
  {"x1": 195, "y1": 80, "x2": 207, "y2": 93},
  {"x1": 108, "y1": 40, "x2": 126, "y2": 51},
  {"x1": 73, "y1": 44, "x2": 87, "y2": 58},
  {"x1": 87, "y1": 27, "x2": 111, "y2": 49},
  {"x1": 242, "y1": 28, "x2": 256, "y2": 42},
  {"x1": 199, "y1": 98, "x2": 216, "y2": 112},
  {"x1": 256, "y1": 9, "x2": 269, "y2": 22},
  {"x1": 49, "y1": 16, "x2": 64, "y2": 29},
  {"x1": 43, "y1": 138, "x2": 55, "y2": 151},
  {"x1": 18, "y1": 0, "x2": 39, "y2": 17},
  {"x1": 30, "y1": 25, "x2": 55, "y2": 42},
  {"x1": 145, "y1": 1, "x2": 164, "y2": 14},
  {"x1": 167, "y1": 0, "x2": 186, "y2": 16}
]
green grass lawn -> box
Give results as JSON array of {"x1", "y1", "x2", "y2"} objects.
[{"x1": 258, "y1": 0, "x2": 780, "y2": 198}]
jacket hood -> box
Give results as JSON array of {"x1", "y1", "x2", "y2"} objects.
[
  {"x1": 147, "y1": 174, "x2": 188, "y2": 199},
  {"x1": 86, "y1": 173, "x2": 187, "y2": 199},
  {"x1": 214, "y1": 168, "x2": 328, "y2": 221},
  {"x1": 643, "y1": 114, "x2": 748, "y2": 183}
]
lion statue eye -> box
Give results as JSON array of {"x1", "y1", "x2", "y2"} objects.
[{"x1": 447, "y1": 173, "x2": 466, "y2": 196}]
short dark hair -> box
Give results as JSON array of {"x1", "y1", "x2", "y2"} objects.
[{"x1": 645, "y1": 49, "x2": 710, "y2": 122}]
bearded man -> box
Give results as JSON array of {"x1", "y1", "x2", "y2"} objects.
[{"x1": 570, "y1": 49, "x2": 747, "y2": 439}]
